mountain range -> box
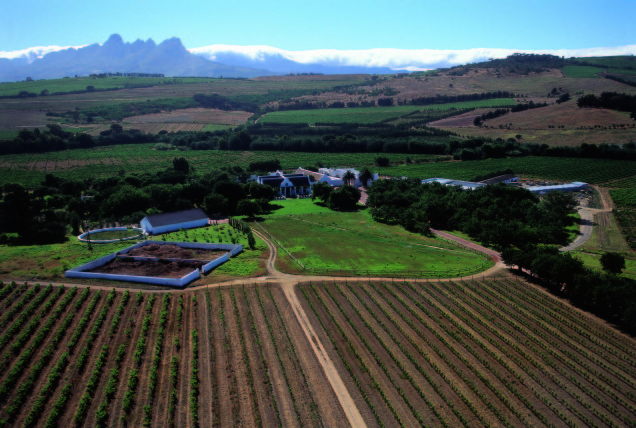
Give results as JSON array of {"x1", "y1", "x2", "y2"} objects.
[{"x1": 0, "y1": 34, "x2": 403, "y2": 82}]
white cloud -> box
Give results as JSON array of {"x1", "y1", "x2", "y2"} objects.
[
  {"x1": 0, "y1": 45, "x2": 87, "y2": 63},
  {"x1": 189, "y1": 44, "x2": 636, "y2": 70}
]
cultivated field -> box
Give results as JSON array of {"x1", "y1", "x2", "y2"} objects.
[
  {"x1": 0, "y1": 146, "x2": 445, "y2": 188},
  {"x1": 259, "y1": 99, "x2": 517, "y2": 125},
  {"x1": 431, "y1": 100, "x2": 636, "y2": 146},
  {"x1": 0, "y1": 282, "x2": 347, "y2": 427},
  {"x1": 299, "y1": 278, "x2": 636, "y2": 427}
]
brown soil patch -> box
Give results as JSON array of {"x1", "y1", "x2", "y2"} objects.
[
  {"x1": 126, "y1": 244, "x2": 226, "y2": 261},
  {"x1": 122, "y1": 107, "x2": 251, "y2": 125},
  {"x1": 91, "y1": 258, "x2": 202, "y2": 278}
]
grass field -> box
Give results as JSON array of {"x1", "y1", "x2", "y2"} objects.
[
  {"x1": 562, "y1": 65, "x2": 602, "y2": 78},
  {"x1": 299, "y1": 277, "x2": 636, "y2": 427},
  {"x1": 259, "y1": 99, "x2": 518, "y2": 125},
  {"x1": 259, "y1": 206, "x2": 490, "y2": 276},
  {"x1": 573, "y1": 251, "x2": 636, "y2": 280}
]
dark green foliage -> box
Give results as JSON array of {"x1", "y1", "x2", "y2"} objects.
[
  {"x1": 328, "y1": 185, "x2": 361, "y2": 211},
  {"x1": 375, "y1": 156, "x2": 390, "y2": 167},
  {"x1": 502, "y1": 247, "x2": 636, "y2": 330},
  {"x1": 600, "y1": 252, "x2": 626, "y2": 274},
  {"x1": 368, "y1": 179, "x2": 575, "y2": 248},
  {"x1": 577, "y1": 92, "x2": 636, "y2": 113},
  {"x1": 311, "y1": 182, "x2": 333, "y2": 203}
]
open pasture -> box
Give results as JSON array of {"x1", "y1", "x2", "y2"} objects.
[
  {"x1": 259, "y1": 208, "x2": 490, "y2": 276},
  {"x1": 122, "y1": 107, "x2": 251, "y2": 126},
  {"x1": 299, "y1": 278, "x2": 636, "y2": 427},
  {"x1": 259, "y1": 99, "x2": 517, "y2": 125}
]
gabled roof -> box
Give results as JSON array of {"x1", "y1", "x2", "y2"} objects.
[
  {"x1": 288, "y1": 176, "x2": 311, "y2": 186},
  {"x1": 144, "y1": 208, "x2": 208, "y2": 227},
  {"x1": 260, "y1": 177, "x2": 284, "y2": 188}
]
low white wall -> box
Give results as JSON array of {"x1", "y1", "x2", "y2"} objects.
[
  {"x1": 202, "y1": 253, "x2": 229, "y2": 273},
  {"x1": 68, "y1": 252, "x2": 118, "y2": 272},
  {"x1": 66, "y1": 269, "x2": 200, "y2": 287}
]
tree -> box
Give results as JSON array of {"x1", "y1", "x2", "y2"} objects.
[
  {"x1": 600, "y1": 252, "x2": 626, "y2": 274},
  {"x1": 237, "y1": 200, "x2": 261, "y2": 218},
  {"x1": 375, "y1": 156, "x2": 390, "y2": 167},
  {"x1": 172, "y1": 157, "x2": 190, "y2": 174},
  {"x1": 311, "y1": 182, "x2": 333, "y2": 203},
  {"x1": 203, "y1": 193, "x2": 229, "y2": 216},
  {"x1": 342, "y1": 170, "x2": 356, "y2": 186},
  {"x1": 328, "y1": 185, "x2": 361, "y2": 211}
]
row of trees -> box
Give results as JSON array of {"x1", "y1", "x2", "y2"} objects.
[
  {"x1": 578, "y1": 92, "x2": 636, "y2": 118},
  {"x1": 502, "y1": 246, "x2": 636, "y2": 330}
]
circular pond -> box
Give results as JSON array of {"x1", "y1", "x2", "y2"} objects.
[{"x1": 78, "y1": 227, "x2": 145, "y2": 243}]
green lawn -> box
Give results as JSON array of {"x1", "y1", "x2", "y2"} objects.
[
  {"x1": 562, "y1": 66, "x2": 602, "y2": 78},
  {"x1": 262, "y1": 198, "x2": 334, "y2": 216},
  {"x1": 572, "y1": 251, "x2": 636, "y2": 281},
  {"x1": 259, "y1": 204, "x2": 491, "y2": 276}
]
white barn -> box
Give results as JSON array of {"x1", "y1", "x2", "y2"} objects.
[{"x1": 140, "y1": 208, "x2": 209, "y2": 235}]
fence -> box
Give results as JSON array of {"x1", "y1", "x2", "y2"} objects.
[{"x1": 253, "y1": 220, "x2": 494, "y2": 278}]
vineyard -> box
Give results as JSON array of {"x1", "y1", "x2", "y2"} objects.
[
  {"x1": 299, "y1": 279, "x2": 636, "y2": 427},
  {"x1": 0, "y1": 145, "x2": 443, "y2": 188},
  {"x1": 259, "y1": 99, "x2": 517, "y2": 125},
  {"x1": 1, "y1": 273, "x2": 636, "y2": 427},
  {"x1": 610, "y1": 189, "x2": 636, "y2": 208},
  {"x1": 385, "y1": 156, "x2": 636, "y2": 184},
  {"x1": 0, "y1": 282, "x2": 347, "y2": 427}
]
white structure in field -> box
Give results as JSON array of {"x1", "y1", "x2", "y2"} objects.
[
  {"x1": 140, "y1": 208, "x2": 209, "y2": 235},
  {"x1": 317, "y1": 168, "x2": 378, "y2": 187},
  {"x1": 526, "y1": 182, "x2": 588, "y2": 194},
  {"x1": 257, "y1": 171, "x2": 312, "y2": 197}
]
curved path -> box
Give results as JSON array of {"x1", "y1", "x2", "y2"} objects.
[{"x1": 560, "y1": 187, "x2": 613, "y2": 253}]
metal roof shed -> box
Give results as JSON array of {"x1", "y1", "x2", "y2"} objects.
[{"x1": 140, "y1": 208, "x2": 209, "y2": 235}]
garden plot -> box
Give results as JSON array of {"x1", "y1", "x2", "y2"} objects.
[{"x1": 90, "y1": 258, "x2": 204, "y2": 278}]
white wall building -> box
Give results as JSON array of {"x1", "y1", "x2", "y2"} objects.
[
  {"x1": 318, "y1": 168, "x2": 378, "y2": 187},
  {"x1": 140, "y1": 208, "x2": 209, "y2": 235}
]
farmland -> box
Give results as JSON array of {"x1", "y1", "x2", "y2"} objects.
[
  {"x1": 259, "y1": 99, "x2": 518, "y2": 125},
  {"x1": 0, "y1": 282, "x2": 348, "y2": 427},
  {"x1": 258, "y1": 207, "x2": 491, "y2": 276},
  {"x1": 299, "y1": 278, "x2": 636, "y2": 427},
  {"x1": 384, "y1": 156, "x2": 636, "y2": 185},
  {"x1": 610, "y1": 189, "x2": 636, "y2": 208},
  {"x1": 0, "y1": 146, "x2": 445, "y2": 188}
]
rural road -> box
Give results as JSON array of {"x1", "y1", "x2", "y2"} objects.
[{"x1": 560, "y1": 188, "x2": 612, "y2": 253}]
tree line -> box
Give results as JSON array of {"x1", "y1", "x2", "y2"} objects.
[{"x1": 577, "y1": 92, "x2": 636, "y2": 119}]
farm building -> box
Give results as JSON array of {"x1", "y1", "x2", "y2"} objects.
[
  {"x1": 526, "y1": 182, "x2": 588, "y2": 194},
  {"x1": 257, "y1": 171, "x2": 312, "y2": 197},
  {"x1": 140, "y1": 208, "x2": 209, "y2": 235},
  {"x1": 296, "y1": 167, "x2": 344, "y2": 187},
  {"x1": 318, "y1": 168, "x2": 378, "y2": 187},
  {"x1": 421, "y1": 178, "x2": 486, "y2": 190},
  {"x1": 479, "y1": 174, "x2": 518, "y2": 185}
]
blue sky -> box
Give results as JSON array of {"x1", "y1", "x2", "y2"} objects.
[{"x1": 1, "y1": 0, "x2": 635, "y2": 52}]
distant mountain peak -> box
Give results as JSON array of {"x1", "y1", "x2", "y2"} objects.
[{"x1": 104, "y1": 33, "x2": 124, "y2": 46}]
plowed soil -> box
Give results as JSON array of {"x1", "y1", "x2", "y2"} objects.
[
  {"x1": 127, "y1": 244, "x2": 227, "y2": 260},
  {"x1": 91, "y1": 258, "x2": 203, "y2": 278}
]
